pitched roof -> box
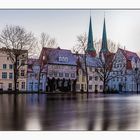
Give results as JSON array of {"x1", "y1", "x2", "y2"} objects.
[
  {"x1": 118, "y1": 48, "x2": 140, "y2": 70},
  {"x1": 74, "y1": 53, "x2": 100, "y2": 68},
  {"x1": 40, "y1": 47, "x2": 77, "y2": 66},
  {"x1": 119, "y1": 48, "x2": 140, "y2": 61}
]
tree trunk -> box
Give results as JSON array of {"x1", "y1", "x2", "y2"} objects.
[
  {"x1": 84, "y1": 53, "x2": 89, "y2": 98},
  {"x1": 14, "y1": 60, "x2": 18, "y2": 94},
  {"x1": 137, "y1": 83, "x2": 139, "y2": 94},
  {"x1": 103, "y1": 80, "x2": 106, "y2": 94},
  {"x1": 38, "y1": 70, "x2": 41, "y2": 94}
]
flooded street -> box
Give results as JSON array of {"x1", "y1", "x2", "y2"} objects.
[{"x1": 0, "y1": 93, "x2": 140, "y2": 130}]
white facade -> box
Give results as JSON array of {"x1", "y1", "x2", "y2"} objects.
[
  {"x1": 27, "y1": 61, "x2": 47, "y2": 92},
  {"x1": 108, "y1": 48, "x2": 140, "y2": 92},
  {"x1": 0, "y1": 50, "x2": 28, "y2": 91}
]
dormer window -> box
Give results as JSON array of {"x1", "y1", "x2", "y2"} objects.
[{"x1": 58, "y1": 56, "x2": 68, "y2": 62}]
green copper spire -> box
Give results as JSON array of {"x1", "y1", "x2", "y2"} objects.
[
  {"x1": 100, "y1": 18, "x2": 109, "y2": 53},
  {"x1": 86, "y1": 17, "x2": 96, "y2": 52}
]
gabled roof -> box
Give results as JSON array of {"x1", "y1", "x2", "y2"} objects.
[
  {"x1": 118, "y1": 48, "x2": 140, "y2": 61},
  {"x1": 40, "y1": 47, "x2": 77, "y2": 66}
]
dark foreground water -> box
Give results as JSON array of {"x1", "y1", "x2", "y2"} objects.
[{"x1": 0, "y1": 93, "x2": 140, "y2": 131}]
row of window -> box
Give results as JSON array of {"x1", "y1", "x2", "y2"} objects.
[
  {"x1": 76, "y1": 84, "x2": 103, "y2": 90},
  {"x1": 1, "y1": 70, "x2": 25, "y2": 79},
  {"x1": 3, "y1": 64, "x2": 13, "y2": 69},
  {"x1": 77, "y1": 76, "x2": 102, "y2": 82},
  {"x1": 0, "y1": 82, "x2": 26, "y2": 90},
  {"x1": 112, "y1": 77, "x2": 127, "y2": 82},
  {"x1": 2, "y1": 72, "x2": 13, "y2": 79},
  {"x1": 49, "y1": 72, "x2": 75, "y2": 78}
]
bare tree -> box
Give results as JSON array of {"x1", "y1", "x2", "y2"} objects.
[
  {"x1": 0, "y1": 25, "x2": 36, "y2": 92},
  {"x1": 132, "y1": 66, "x2": 140, "y2": 94},
  {"x1": 37, "y1": 32, "x2": 57, "y2": 93},
  {"x1": 95, "y1": 51, "x2": 126, "y2": 93},
  {"x1": 73, "y1": 33, "x2": 90, "y2": 95}
]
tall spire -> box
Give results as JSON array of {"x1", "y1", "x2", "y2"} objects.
[
  {"x1": 100, "y1": 17, "x2": 109, "y2": 53},
  {"x1": 86, "y1": 16, "x2": 96, "y2": 57}
]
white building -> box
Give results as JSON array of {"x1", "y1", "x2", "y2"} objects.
[
  {"x1": 0, "y1": 48, "x2": 28, "y2": 91},
  {"x1": 27, "y1": 58, "x2": 47, "y2": 92},
  {"x1": 108, "y1": 48, "x2": 140, "y2": 92}
]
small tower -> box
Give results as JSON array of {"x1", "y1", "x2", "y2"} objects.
[
  {"x1": 86, "y1": 16, "x2": 96, "y2": 57},
  {"x1": 100, "y1": 17, "x2": 109, "y2": 53}
]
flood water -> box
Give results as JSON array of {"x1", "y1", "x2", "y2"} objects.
[{"x1": 0, "y1": 93, "x2": 140, "y2": 131}]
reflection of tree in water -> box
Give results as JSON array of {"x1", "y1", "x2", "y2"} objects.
[
  {"x1": 0, "y1": 94, "x2": 26, "y2": 130},
  {"x1": 101, "y1": 98, "x2": 135, "y2": 130},
  {"x1": 117, "y1": 100, "x2": 135, "y2": 130},
  {"x1": 101, "y1": 99, "x2": 114, "y2": 130},
  {"x1": 86, "y1": 101, "x2": 96, "y2": 130}
]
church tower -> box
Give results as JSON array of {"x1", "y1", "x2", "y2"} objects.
[
  {"x1": 100, "y1": 17, "x2": 109, "y2": 53},
  {"x1": 86, "y1": 16, "x2": 96, "y2": 57}
]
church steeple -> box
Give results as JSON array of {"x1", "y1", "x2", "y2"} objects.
[
  {"x1": 86, "y1": 16, "x2": 96, "y2": 57},
  {"x1": 100, "y1": 17, "x2": 109, "y2": 53}
]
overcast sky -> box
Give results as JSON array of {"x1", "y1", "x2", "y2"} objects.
[{"x1": 0, "y1": 10, "x2": 140, "y2": 53}]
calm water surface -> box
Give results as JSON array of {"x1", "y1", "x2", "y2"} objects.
[{"x1": 0, "y1": 93, "x2": 140, "y2": 131}]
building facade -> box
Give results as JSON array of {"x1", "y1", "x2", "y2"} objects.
[
  {"x1": 39, "y1": 47, "x2": 77, "y2": 92},
  {"x1": 0, "y1": 48, "x2": 28, "y2": 91},
  {"x1": 108, "y1": 48, "x2": 140, "y2": 92},
  {"x1": 27, "y1": 58, "x2": 47, "y2": 92}
]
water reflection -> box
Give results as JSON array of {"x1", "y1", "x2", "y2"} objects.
[{"x1": 0, "y1": 94, "x2": 140, "y2": 130}]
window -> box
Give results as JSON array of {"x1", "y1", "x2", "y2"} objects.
[
  {"x1": 21, "y1": 60, "x2": 25, "y2": 65},
  {"x1": 82, "y1": 76, "x2": 85, "y2": 82},
  {"x1": 95, "y1": 76, "x2": 98, "y2": 81},
  {"x1": 21, "y1": 70, "x2": 25, "y2": 76},
  {"x1": 9, "y1": 73, "x2": 13, "y2": 79},
  {"x1": 59, "y1": 73, "x2": 63, "y2": 77},
  {"x1": 40, "y1": 83, "x2": 42, "y2": 90},
  {"x1": 125, "y1": 77, "x2": 127, "y2": 81},
  {"x1": 89, "y1": 67, "x2": 92, "y2": 72},
  {"x1": 3, "y1": 64, "x2": 7, "y2": 69},
  {"x1": 7, "y1": 57, "x2": 9, "y2": 60},
  {"x1": 29, "y1": 82, "x2": 33, "y2": 90},
  {"x1": 71, "y1": 73, "x2": 75, "y2": 78},
  {"x1": 76, "y1": 84, "x2": 80, "y2": 90},
  {"x1": 89, "y1": 76, "x2": 92, "y2": 80},
  {"x1": 89, "y1": 85, "x2": 92, "y2": 90},
  {"x1": 100, "y1": 85, "x2": 103, "y2": 90},
  {"x1": 2, "y1": 72, "x2": 7, "y2": 79},
  {"x1": 8, "y1": 83, "x2": 12, "y2": 89},
  {"x1": 41, "y1": 74, "x2": 44, "y2": 79},
  {"x1": 21, "y1": 82, "x2": 25, "y2": 89},
  {"x1": 17, "y1": 60, "x2": 19, "y2": 66},
  {"x1": 9, "y1": 64, "x2": 13, "y2": 69},
  {"x1": 54, "y1": 72, "x2": 57, "y2": 77},
  {"x1": 65, "y1": 73, "x2": 69, "y2": 77},
  {"x1": 59, "y1": 57, "x2": 68, "y2": 62},
  {"x1": 35, "y1": 83, "x2": 38, "y2": 90},
  {"x1": 81, "y1": 84, "x2": 84, "y2": 90},
  {"x1": 17, "y1": 82, "x2": 19, "y2": 89}
]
